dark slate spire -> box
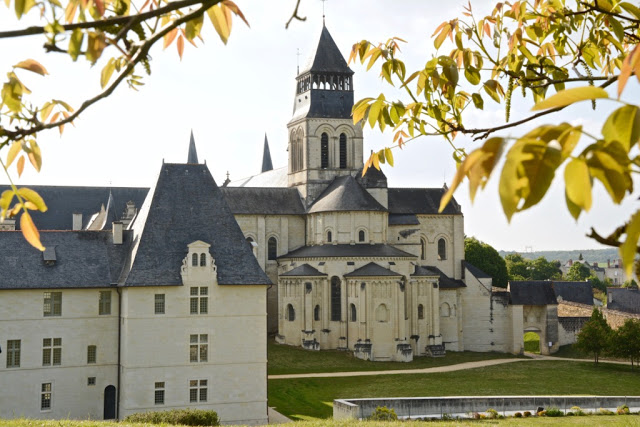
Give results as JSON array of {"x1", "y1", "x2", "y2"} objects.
[
  {"x1": 261, "y1": 134, "x2": 273, "y2": 173},
  {"x1": 187, "y1": 130, "x2": 199, "y2": 164},
  {"x1": 301, "y1": 25, "x2": 353, "y2": 75}
]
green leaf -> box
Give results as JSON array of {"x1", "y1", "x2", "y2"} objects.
[
  {"x1": 587, "y1": 141, "x2": 632, "y2": 203},
  {"x1": 14, "y1": 0, "x2": 25, "y2": 18},
  {"x1": 620, "y1": 210, "x2": 640, "y2": 277},
  {"x1": 532, "y1": 86, "x2": 609, "y2": 111},
  {"x1": 620, "y1": 2, "x2": 640, "y2": 19},
  {"x1": 464, "y1": 67, "x2": 481, "y2": 85},
  {"x1": 17, "y1": 187, "x2": 47, "y2": 212},
  {"x1": 608, "y1": 16, "x2": 625, "y2": 42},
  {"x1": 100, "y1": 58, "x2": 116, "y2": 89},
  {"x1": 68, "y1": 29, "x2": 84, "y2": 62},
  {"x1": 368, "y1": 96, "x2": 385, "y2": 128},
  {"x1": 185, "y1": 13, "x2": 204, "y2": 41},
  {"x1": 602, "y1": 105, "x2": 640, "y2": 152},
  {"x1": 564, "y1": 158, "x2": 592, "y2": 218},
  {"x1": 471, "y1": 93, "x2": 484, "y2": 110},
  {"x1": 384, "y1": 147, "x2": 394, "y2": 167},
  {"x1": 483, "y1": 80, "x2": 501, "y2": 103},
  {"x1": 442, "y1": 63, "x2": 458, "y2": 87}
]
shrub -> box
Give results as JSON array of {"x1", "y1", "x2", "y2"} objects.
[
  {"x1": 545, "y1": 407, "x2": 564, "y2": 417},
  {"x1": 368, "y1": 406, "x2": 398, "y2": 421},
  {"x1": 537, "y1": 410, "x2": 546, "y2": 416},
  {"x1": 570, "y1": 406, "x2": 586, "y2": 416},
  {"x1": 523, "y1": 411, "x2": 532, "y2": 417},
  {"x1": 617, "y1": 405, "x2": 630, "y2": 415},
  {"x1": 124, "y1": 409, "x2": 219, "y2": 426},
  {"x1": 514, "y1": 412, "x2": 522, "y2": 418},
  {"x1": 486, "y1": 408, "x2": 498, "y2": 419},
  {"x1": 598, "y1": 408, "x2": 614, "y2": 415}
]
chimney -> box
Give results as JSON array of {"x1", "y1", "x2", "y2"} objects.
[
  {"x1": 112, "y1": 221, "x2": 123, "y2": 245},
  {"x1": 72, "y1": 213, "x2": 82, "y2": 230}
]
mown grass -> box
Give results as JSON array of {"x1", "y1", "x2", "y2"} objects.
[
  {"x1": 267, "y1": 338, "x2": 522, "y2": 375},
  {"x1": 268, "y1": 360, "x2": 640, "y2": 420},
  {"x1": 524, "y1": 331, "x2": 540, "y2": 353}
]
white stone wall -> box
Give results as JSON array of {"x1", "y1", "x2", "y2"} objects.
[{"x1": 307, "y1": 212, "x2": 387, "y2": 245}]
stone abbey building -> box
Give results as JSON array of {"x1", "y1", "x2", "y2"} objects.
[{"x1": 1, "y1": 24, "x2": 588, "y2": 422}]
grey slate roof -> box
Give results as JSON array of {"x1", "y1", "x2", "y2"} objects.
[
  {"x1": 419, "y1": 265, "x2": 467, "y2": 288},
  {"x1": 412, "y1": 265, "x2": 440, "y2": 277},
  {"x1": 356, "y1": 166, "x2": 387, "y2": 189},
  {"x1": 308, "y1": 175, "x2": 386, "y2": 214},
  {"x1": 388, "y1": 214, "x2": 420, "y2": 226},
  {"x1": 344, "y1": 262, "x2": 402, "y2": 277},
  {"x1": 188, "y1": 130, "x2": 199, "y2": 164},
  {"x1": 281, "y1": 264, "x2": 326, "y2": 277},
  {"x1": 300, "y1": 25, "x2": 354, "y2": 75},
  {"x1": 0, "y1": 185, "x2": 149, "y2": 230},
  {"x1": 553, "y1": 281, "x2": 594, "y2": 305},
  {"x1": 509, "y1": 281, "x2": 558, "y2": 305},
  {"x1": 221, "y1": 187, "x2": 305, "y2": 215},
  {"x1": 229, "y1": 167, "x2": 288, "y2": 188},
  {"x1": 464, "y1": 261, "x2": 491, "y2": 279},
  {"x1": 262, "y1": 134, "x2": 273, "y2": 173},
  {"x1": 280, "y1": 244, "x2": 415, "y2": 259},
  {"x1": 607, "y1": 287, "x2": 640, "y2": 314},
  {"x1": 123, "y1": 163, "x2": 271, "y2": 286},
  {"x1": 0, "y1": 230, "x2": 131, "y2": 289},
  {"x1": 388, "y1": 188, "x2": 462, "y2": 215}
]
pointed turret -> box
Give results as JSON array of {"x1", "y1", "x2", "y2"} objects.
[
  {"x1": 187, "y1": 130, "x2": 199, "y2": 164},
  {"x1": 262, "y1": 134, "x2": 273, "y2": 173}
]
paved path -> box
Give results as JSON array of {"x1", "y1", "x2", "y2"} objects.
[{"x1": 268, "y1": 354, "x2": 629, "y2": 379}]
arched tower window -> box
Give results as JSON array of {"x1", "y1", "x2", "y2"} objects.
[
  {"x1": 438, "y1": 238, "x2": 447, "y2": 260},
  {"x1": 418, "y1": 304, "x2": 424, "y2": 320},
  {"x1": 339, "y1": 133, "x2": 347, "y2": 169},
  {"x1": 331, "y1": 276, "x2": 341, "y2": 321},
  {"x1": 200, "y1": 253, "x2": 206, "y2": 267},
  {"x1": 314, "y1": 305, "x2": 320, "y2": 321},
  {"x1": 350, "y1": 303, "x2": 357, "y2": 322},
  {"x1": 286, "y1": 304, "x2": 295, "y2": 321},
  {"x1": 327, "y1": 230, "x2": 332, "y2": 243},
  {"x1": 421, "y1": 237, "x2": 427, "y2": 260},
  {"x1": 267, "y1": 237, "x2": 278, "y2": 261},
  {"x1": 321, "y1": 132, "x2": 329, "y2": 168},
  {"x1": 192, "y1": 253, "x2": 198, "y2": 267},
  {"x1": 358, "y1": 229, "x2": 366, "y2": 243}
]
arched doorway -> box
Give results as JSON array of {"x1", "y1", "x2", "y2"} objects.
[
  {"x1": 104, "y1": 385, "x2": 116, "y2": 419},
  {"x1": 524, "y1": 329, "x2": 541, "y2": 354}
]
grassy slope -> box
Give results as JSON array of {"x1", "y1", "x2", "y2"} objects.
[
  {"x1": 267, "y1": 339, "x2": 520, "y2": 375},
  {"x1": 268, "y1": 360, "x2": 640, "y2": 420}
]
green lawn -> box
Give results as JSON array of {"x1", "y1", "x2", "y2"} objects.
[
  {"x1": 268, "y1": 360, "x2": 640, "y2": 420},
  {"x1": 267, "y1": 338, "x2": 521, "y2": 375},
  {"x1": 524, "y1": 332, "x2": 540, "y2": 353}
]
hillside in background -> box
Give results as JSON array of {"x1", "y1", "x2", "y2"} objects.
[{"x1": 499, "y1": 248, "x2": 620, "y2": 264}]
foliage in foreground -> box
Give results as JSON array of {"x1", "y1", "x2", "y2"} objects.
[{"x1": 124, "y1": 408, "x2": 219, "y2": 426}]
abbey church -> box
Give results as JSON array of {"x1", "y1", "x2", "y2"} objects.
[{"x1": 0, "y1": 24, "x2": 574, "y2": 423}]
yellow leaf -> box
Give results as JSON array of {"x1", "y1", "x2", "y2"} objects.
[
  {"x1": 163, "y1": 28, "x2": 178, "y2": 49},
  {"x1": 564, "y1": 158, "x2": 592, "y2": 218},
  {"x1": 207, "y1": 4, "x2": 231, "y2": 44},
  {"x1": 20, "y1": 211, "x2": 45, "y2": 251},
  {"x1": 17, "y1": 156, "x2": 25, "y2": 177},
  {"x1": 185, "y1": 13, "x2": 204, "y2": 41},
  {"x1": 620, "y1": 209, "x2": 640, "y2": 277},
  {"x1": 17, "y1": 187, "x2": 47, "y2": 212},
  {"x1": 222, "y1": 0, "x2": 249, "y2": 27},
  {"x1": 0, "y1": 190, "x2": 14, "y2": 214},
  {"x1": 6, "y1": 141, "x2": 22, "y2": 167},
  {"x1": 40, "y1": 102, "x2": 54, "y2": 121},
  {"x1": 384, "y1": 147, "x2": 394, "y2": 167},
  {"x1": 434, "y1": 24, "x2": 451, "y2": 49},
  {"x1": 86, "y1": 31, "x2": 106, "y2": 64},
  {"x1": 352, "y1": 98, "x2": 373, "y2": 125},
  {"x1": 14, "y1": 59, "x2": 48, "y2": 76},
  {"x1": 27, "y1": 141, "x2": 42, "y2": 172},
  {"x1": 372, "y1": 151, "x2": 380, "y2": 170},
  {"x1": 100, "y1": 58, "x2": 116, "y2": 89},
  {"x1": 531, "y1": 86, "x2": 609, "y2": 111}
]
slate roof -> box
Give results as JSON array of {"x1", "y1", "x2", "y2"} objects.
[
  {"x1": 607, "y1": 287, "x2": 640, "y2": 314},
  {"x1": 229, "y1": 167, "x2": 288, "y2": 188},
  {"x1": 509, "y1": 281, "x2": 558, "y2": 305},
  {"x1": 0, "y1": 185, "x2": 149, "y2": 230},
  {"x1": 281, "y1": 264, "x2": 326, "y2": 277},
  {"x1": 308, "y1": 175, "x2": 386, "y2": 214},
  {"x1": 411, "y1": 265, "x2": 440, "y2": 277},
  {"x1": 280, "y1": 244, "x2": 415, "y2": 259},
  {"x1": 344, "y1": 262, "x2": 402, "y2": 277},
  {"x1": 356, "y1": 166, "x2": 388, "y2": 189},
  {"x1": 420, "y1": 265, "x2": 467, "y2": 289},
  {"x1": 0, "y1": 230, "x2": 131, "y2": 289},
  {"x1": 388, "y1": 214, "x2": 420, "y2": 226},
  {"x1": 553, "y1": 281, "x2": 594, "y2": 305},
  {"x1": 262, "y1": 134, "x2": 273, "y2": 173},
  {"x1": 464, "y1": 261, "x2": 491, "y2": 279},
  {"x1": 123, "y1": 163, "x2": 271, "y2": 286},
  {"x1": 388, "y1": 188, "x2": 462, "y2": 215},
  {"x1": 300, "y1": 25, "x2": 354, "y2": 75},
  {"x1": 188, "y1": 130, "x2": 199, "y2": 164},
  {"x1": 221, "y1": 187, "x2": 305, "y2": 215}
]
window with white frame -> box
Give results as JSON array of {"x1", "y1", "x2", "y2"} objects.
[
  {"x1": 190, "y1": 287, "x2": 208, "y2": 314},
  {"x1": 154, "y1": 382, "x2": 165, "y2": 405},
  {"x1": 155, "y1": 294, "x2": 165, "y2": 314},
  {"x1": 189, "y1": 334, "x2": 208, "y2": 362},
  {"x1": 99, "y1": 291, "x2": 111, "y2": 315},
  {"x1": 87, "y1": 345, "x2": 97, "y2": 364},
  {"x1": 41, "y1": 383, "x2": 52, "y2": 410},
  {"x1": 43, "y1": 292, "x2": 62, "y2": 316},
  {"x1": 189, "y1": 379, "x2": 208, "y2": 402},
  {"x1": 6, "y1": 339, "x2": 20, "y2": 368},
  {"x1": 42, "y1": 338, "x2": 62, "y2": 366}
]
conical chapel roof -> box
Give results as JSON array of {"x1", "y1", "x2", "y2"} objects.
[{"x1": 300, "y1": 25, "x2": 353, "y2": 75}]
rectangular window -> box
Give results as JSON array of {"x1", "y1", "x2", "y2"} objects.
[
  {"x1": 99, "y1": 291, "x2": 111, "y2": 315},
  {"x1": 88, "y1": 377, "x2": 96, "y2": 386},
  {"x1": 154, "y1": 294, "x2": 165, "y2": 314},
  {"x1": 190, "y1": 287, "x2": 208, "y2": 315},
  {"x1": 6, "y1": 340, "x2": 20, "y2": 368},
  {"x1": 43, "y1": 292, "x2": 62, "y2": 317},
  {"x1": 87, "y1": 345, "x2": 97, "y2": 364},
  {"x1": 43, "y1": 338, "x2": 62, "y2": 366},
  {"x1": 189, "y1": 379, "x2": 208, "y2": 402},
  {"x1": 41, "y1": 383, "x2": 52, "y2": 410},
  {"x1": 154, "y1": 382, "x2": 165, "y2": 405},
  {"x1": 189, "y1": 334, "x2": 208, "y2": 363}
]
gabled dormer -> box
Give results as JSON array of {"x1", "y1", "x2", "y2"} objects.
[{"x1": 181, "y1": 240, "x2": 217, "y2": 285}]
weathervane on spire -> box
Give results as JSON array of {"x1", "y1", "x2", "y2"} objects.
[
  {"x1": 296, "y1": 48, "x2": 301, "y2": 75},
  {"x1": 321, "y1": 0, "x2": 327, "y2": 23}
]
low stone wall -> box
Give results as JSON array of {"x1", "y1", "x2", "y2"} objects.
[{"x1": 333, "y1": 396, "x2": 640, "y2": 420}]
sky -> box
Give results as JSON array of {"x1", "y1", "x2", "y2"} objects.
[{"x1": 0, "y1": 0, "x2": 638, "y2": 252}]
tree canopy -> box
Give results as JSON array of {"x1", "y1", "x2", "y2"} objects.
[
  {"x1": 349, "y1": 0, "x2": 640, "y2": 277},
  {"x1": 465, "y1": 236, "x2": 509, "y2": 287},
  {"x1": 504, "y1": 253, "x2": 562, "y2": 281},
  {"x1": 575, "y1": 307, "x2": 612, "y2": 364},
  {"x1": 565, "y1": 261, "x2": 592, "y2": 281}
]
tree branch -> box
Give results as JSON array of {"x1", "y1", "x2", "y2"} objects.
[{"x1": 285, "y1": 0, "x2": 306, "y2": 29}]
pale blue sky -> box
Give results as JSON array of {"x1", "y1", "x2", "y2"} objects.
[{"x1": 1, "y1": 1, "x2": 637, "y2": 252}]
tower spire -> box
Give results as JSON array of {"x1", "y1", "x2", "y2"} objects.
[
  {"x1": 187, "y1": 129, "x2": 199, "y2": 164},
  {"x1": 262, "y1": 133, "x2": 273, "y2": 173}
]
